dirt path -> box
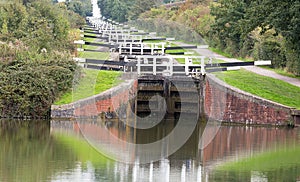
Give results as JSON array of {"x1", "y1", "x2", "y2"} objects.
[{"x1": 174, "y1": 42, "x2": 300, "y2": 87}]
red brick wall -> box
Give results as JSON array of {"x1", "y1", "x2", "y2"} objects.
[
  {"x1": 204, "y1": 75, "x2": 292, "y2": 125},
  {"x1": 72, "y1": 80, "x2": 137, "y2": 118}
]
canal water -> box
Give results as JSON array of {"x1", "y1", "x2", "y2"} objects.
[{"x1": 0, "y1": 119, "x2": 299, "y2": 182}]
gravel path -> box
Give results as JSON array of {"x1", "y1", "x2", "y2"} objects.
[{"x1": 174, "y1": 42, "x2": 300, "y2": 87}]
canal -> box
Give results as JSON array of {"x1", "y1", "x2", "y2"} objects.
[{"x1": 0, "y1": 119, "x2": 299, "y2": 181}]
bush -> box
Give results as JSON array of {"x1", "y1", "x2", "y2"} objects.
[{"x1": 0, "y1": 40, "x2": 78, "y2": 119}]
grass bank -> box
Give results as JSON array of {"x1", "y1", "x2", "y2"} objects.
[
  {"x1": 55, "y1": 69, "x2": 122, "y2": 105},
  {"x1": 214, "y1": 69, "x2": 300, "y2": 109}
]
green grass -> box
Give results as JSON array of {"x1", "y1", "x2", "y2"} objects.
[
  {"x1": 55, "y1": 69, "x2": 122, "y2": 105},
  {"x1": 83, "y1": 37, "x2": 98, "y2": 42},
  {"x1": 209, "y1": 47, "x2": 234, "y2": 58},
  {"x1": 214, "y1": 69, "x2": 300, "y2": 109},
  {"x1": 78, "y1": 51, "x2": 110, "y2": 60},
  {"x1": 209, "y1": 47, "x2": 253, "y2": 62},
  {"x1": 83, "y1": 44, "x2": 100, "y2": 50},
  {"x1": 217, "y1": 145, "x2": 300, "y2": 172},
  {"x1": 143, "y1": 40, "x2": 166, "y2": 44},
  {"x1": 84, "y1": 32, "x2": 98, "y2": 37}
]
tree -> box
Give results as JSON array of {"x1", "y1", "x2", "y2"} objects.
[
  {"x1": 209, "y1": 0, "x2": 300, "y2": 75},
  {"x1": 66, "y1": 0, "x2": 92, "y2": 17},
  {"x1": 244, "y1": 0, "x2": 300, "y2": 74},
  {"x1": 0, "y1": 0, "x2": 81, "y2": 118},
  {"x1": 98, "y1": 0, "x2": 159, "y2": 22},
  {"x1": 209, "y1": 0, "x2": 249, "y2": 55},
  {"x1": 128, "y1": 0, "x2": 161, "y2": 20}
]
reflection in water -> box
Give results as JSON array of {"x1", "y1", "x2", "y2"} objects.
[
  {"x1": 52, "y1": 119, "x2": 300, "y2": 181},
  {"x1": 0, "y1": 120, "x2": 77, "y2": 182},
  {"x1": 0, "y1": 119, "x2": 299, "y2": 181}
]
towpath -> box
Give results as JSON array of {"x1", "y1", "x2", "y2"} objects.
[{"x1": 174, "y1": 42, "x2": 300, "y2": 87}]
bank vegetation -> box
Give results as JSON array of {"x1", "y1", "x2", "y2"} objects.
[
  {"x1": 0, "y1": 0, "x2": 89, "y2": 118},
  {"x1": 101, "y1": 0, "x2": 300, "y2": 76}
]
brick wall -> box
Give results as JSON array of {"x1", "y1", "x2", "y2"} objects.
[
  {"x1": 51, "y1": 79, "x2": 137, "y2": 119},
  {"x1": 204, "y1": 74, "x2": 293, "y2": 125}
]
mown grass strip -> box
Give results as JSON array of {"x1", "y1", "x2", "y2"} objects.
[
  {"x1": 83, "y1": 37, "x2": 99, "y2": 42},
  {"x1": 84, "y1": 32, "x2": 99, "y2": 37},
  {"x1": 78, "y1": 51, "x2": 110, "y2": 60},
  {"x1": 55, "y1": 69, "x2": 122, "y2": 105},
  {"x1": 214, "y1": 69, "x2": 300, "y2": 109},
  {"x1": 83, "y1": 44, "x2": 100, "y2": 50},
  {"x1": 209, "y1": 47, "x2": 253, "y2": 62}
]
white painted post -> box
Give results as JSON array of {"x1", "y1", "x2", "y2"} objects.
[
  {"x1": 185, "y1": 57, "x2": 189, "y2": 75},
  {"x1": 227, "y1": 66, "x2": 240, "y2": 71},
  {"x1": 108, "y1": 33, "x2": 111, "y2": 43},
  {"x1": 137, "y1": 57, "x2": 141, "y2": 75},
  {"x1": 124, "y1": 34, "x2": 128, "y2": 43},
  {"x1": 151, "y1": 44, "x2": 154, "y2": 55},
  {"x1": 162, "y1": 43, "x2": 165, "y2": 55},
  {"x1": 141, "y1": 43, "x2": 144, "y2": 55},
  {"x1": 170, "y1": 57, "x2": 173, "y2": 76},
  {"x1": 254, "y1": 60, "x2": 271, "y2": 66},
  {"x1": 119, "y1": 44, "x2": 122, "y2": 54},
  {"x1": 130, "y1": 43, "x2": 133, "y2": 55},
  {"x1": 201, "y1": 57, "x2": 205, "y2": 75},
  {"x1": 153, "y1": 58, "x2": 157, "y2": 75}
]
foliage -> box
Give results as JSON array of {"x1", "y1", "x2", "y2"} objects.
[
  {"x1": 139, "y1": 0, "x2": 300, "y2": 75},
  {"x1": 209, "y1": 0, "x2": 300, "y2": 75},
  {"x1": 0, "y1": 0, "x2": 85, "y2": 51},
  {"x1": 131, "y1": 18, "x2": 206, "y2": 44},
  {"x1": 139, "y1": 2, "x2": 213, "y2": 38},
  {"x1": 0, "y1": 0, "x2": 85, "y2": 118},
  {"x1": 209, "y1": 0, "x2": 248, "y2": 56},
  {"x1": 66, "y1": 0, "x2": 92, "y2": 17},
  {"x1": 0, "y1": 43, "x2": 77, "y2": 118},
  {"x1": 97, "y1": 0, "x2": 161, "y2": 22}
]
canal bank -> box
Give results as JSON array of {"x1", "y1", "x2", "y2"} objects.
[
  {"x1": 51, "y1": 74, "x2": 300, "y2": 126},
  {"x1": 51, "y1": 78, "x2": 137, "y2": 119},
  {"x1": 205, "y1": 74, "x2": 299, "y2": 126}
]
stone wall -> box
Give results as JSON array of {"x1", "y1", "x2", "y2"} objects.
[
  {"x1": 51, "y1": 80, "x2": 137, "y2": 119},
  {"x1": 204, "y1": 74, "x2": 294, "y2": 125}
]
